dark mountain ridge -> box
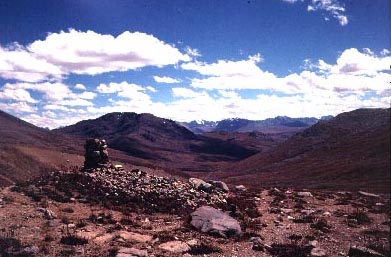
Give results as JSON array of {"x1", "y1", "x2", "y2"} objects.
[
  {"x1": 56, "y1": 112, "x2": 258, "y2": 172},
  {"x1": 212, "y1": 108, "x2": 390, "y2": 192}
]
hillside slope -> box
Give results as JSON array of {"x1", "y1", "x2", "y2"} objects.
[
  {"x1": 56, "y1": 112, "x2": 258, "y2": 172},
  {"x1": 212, "y1": 108, "x2": 390, "y2": 192},
  {"x1": 0, "y1": 110, "x2": 83, "y2": 186}
]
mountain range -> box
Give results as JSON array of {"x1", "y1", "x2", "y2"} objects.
[
  {"x1": 0, "y1": 108, "x2": 389, "y2": 192},
  {"x1": 180, "y1": 115, "x2": 333, "y2": 134}
]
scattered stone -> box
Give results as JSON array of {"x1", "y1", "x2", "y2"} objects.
[
  {"x1": 158, "y1": 241, "x2": 190, "y2": 253},
  {"x1": 235, "y1": 185, "x2": 247, "y2": 191},
  {"x1": 309, "y1": 240, "x2": 319, "y2": 248},
  {"x1": 186, "y1": 239, "x2": 199, "y2": 247},
  {"x1": 116, "y1": 247, "x2": 148, "y2": 257},
  {"x1": 118, "y1": 231, "x2": 153, "y2": 243},
  {"x1": 310, "y1": 247, "x2": 327, "y2": 257},
  {"x1": 250, "y1": 237, "x2": 264, "y2": 251},
  {"x1": 280, "y1": 208, "x2": 294, "y2": 214},
  {"x1": 189, "y1": 178, "x2": 214, "y2": 192},
  {"x1": 297, "y1": 192, "x2": 313, "y2": 197},
  {"x1": 190, "y1": 206, "x2": 242, "y2": 238},
  {"x1": 207, "y1": 180, "x2": 229, "y2": 192},
  {"x1": 22, "y1": 245, "x2": 40, "y2": 254},
  {"x1": 347, "y1": 218, "x2": 358, "y2": 227},
  {"x1": 37, "y1": 208, "x2": 56, "y2": 220},
  {"x1": 358, "y1": 191, "x2": 380, "y2": 198},
  {"x1": 114, "y1": 164, "x2": 124, "y2": 170},
  {"x1": 94, "y1": 233, "x2": 114, "y2": 244},
  {"x1": 348, "y1": 246, "x2": 385, "y2": 257},
  {"x1": 301, "y1": 209, "x2": 315, "y2": 215}
]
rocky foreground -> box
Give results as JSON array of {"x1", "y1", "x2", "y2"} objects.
[{"x1": 0, "y1": 164, "x2": 389, "y2": 257}]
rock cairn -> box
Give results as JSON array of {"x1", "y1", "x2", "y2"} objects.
[
  {"x1": 26, "y1": 138, "x2": 230, "y2": 214},
  {"x1": 83, "y1": 138, "x2": 109, "y2": 169}
]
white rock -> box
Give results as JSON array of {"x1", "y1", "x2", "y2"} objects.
[{"x1": 158, "y1": 241, "x2": 190, "y2": 253}]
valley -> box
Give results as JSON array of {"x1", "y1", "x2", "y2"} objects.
[{"x1": 0, "y1": 108, "x2": 389, "y2": 257}]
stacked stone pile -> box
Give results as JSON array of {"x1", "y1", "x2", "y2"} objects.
[
  {"x1": 30, "y1": 139, "x2": 229, "y2": 214},
  {"x1": 83, "y1": 138, "x2": 109, "y2": 169}
]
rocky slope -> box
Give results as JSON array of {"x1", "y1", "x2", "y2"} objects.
[{"x1": 0, "y1": 167, "x2": 389, "y2": 257}]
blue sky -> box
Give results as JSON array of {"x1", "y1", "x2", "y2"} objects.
[{"x1": 0, "y1": 0, "x2": 390, "y2": 128}]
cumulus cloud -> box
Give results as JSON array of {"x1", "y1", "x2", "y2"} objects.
[
  {"x1": 0, "y1": 102, "x2": 37, "y2": 113},
  {"x1": 96, "y1": 81, "x2": 152, "y2": 102},
  {"x1": 0, "y1": 81, "x2": 96, "y2": 107},
  {"x1": 182, "y1": 48, "x2": 391, "y2": 96},
  {"x1": 2, "y1": 46, "x2": 389, "y2": 129},
  {"x1": 180, "y1": 54, "x2": 280, "y2": 91},
  {"x1": 28, "y1": 29, "x2": 191, "y2": 76},
  {"x1": 0, "y1": 44, "x2": 63, "y2": 82},
  {"x1": 153, "y1": 76, "x2": 181, "y2": 83},
  {"x1": 0, "y1": 30, "x2": 190, "y2": 82},
  {"x1": 0, "y1": 88, "x2": 37, "y2": 103}
]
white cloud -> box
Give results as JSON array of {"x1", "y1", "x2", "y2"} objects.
[
  {"x1": 0, "y1": 88, "x2": 37, "y2": 103},
  {"x1": 172, "y1": 87, "x2": 208, "y2": 98},
  {"x1": 307, "y1": 0, "x2": 348, "y2": 26},
  {"x1": 43, "y1": 104, "x2": 70, "y2": 111},
  {"x1": 153, "y1": 76, "x2": 181, "y2": 84},
  {"x1": 96, "y1": 81, "x2": 152, "y2": 102},
  {"x1": 283, "y1": 0, "x2": 348, "y2": 26},
  {"x1": 1, "y1": 82, "x2": 96, "y2": 106},
  {"x1": 28, "y1": 29, "x2": 191, "y2": 76},
  {"x1": 0, "y1": 44, "x2": 63, "y2": 82},
  {"x1": 380, "y1": 49, "x2": 390, "y2": 56},
  {"x1": 0, "y1": 102, "x2": 37, "y2": 113},
  {"x1": 181, "y1": 55, "x2": 281, "y2": 91},
  {"x1": 2, "y1": 46, "x2": 389, "y2": 129},
  {"x1": 0, "y1": 30, "x2": 190, "y2": 82},
  {"x1": 182, "y1": 48, "x2": 391, "y2": 96},
  {"x1": 184, "y1": 46, "x2": 201, "y2": 58},
  {"x1": 74, "y1": 83, "x2": 87, "y2": 90},
  {"x1": 146, "y1": 86, "x2": 157, "y2": 93}
]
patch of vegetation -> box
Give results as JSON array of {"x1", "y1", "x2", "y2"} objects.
[
  {"x1": 367, "y1": 241, "x2": 390, "y2": 257},
  {"x1": 59, "y1": 247, "x2": 77, "y2": 256},
  {"x1": 348, "y1": 208, "x2": 372, "y2": 225},
  {"x1": 75, "y1": 218, "x2": 87, "y2": 228},
  {"x1": 293, "y1": 215, "x2": 314, "y2": 223},
  {"x1": 310, "y1": 218, "x2": 331, "y2": 233},
  {"x1": 60, "y1": 234, "x2": 88, "y2": 246},
  {"x1": 0, "y1": 227, "x2": 35, "y2": 257},
  {"x1": 362, "y1": 229, "x2": 390, "y2": 238},
  {"x1": 268, "y1": 243, "x2": 311, "y2": 257}
]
